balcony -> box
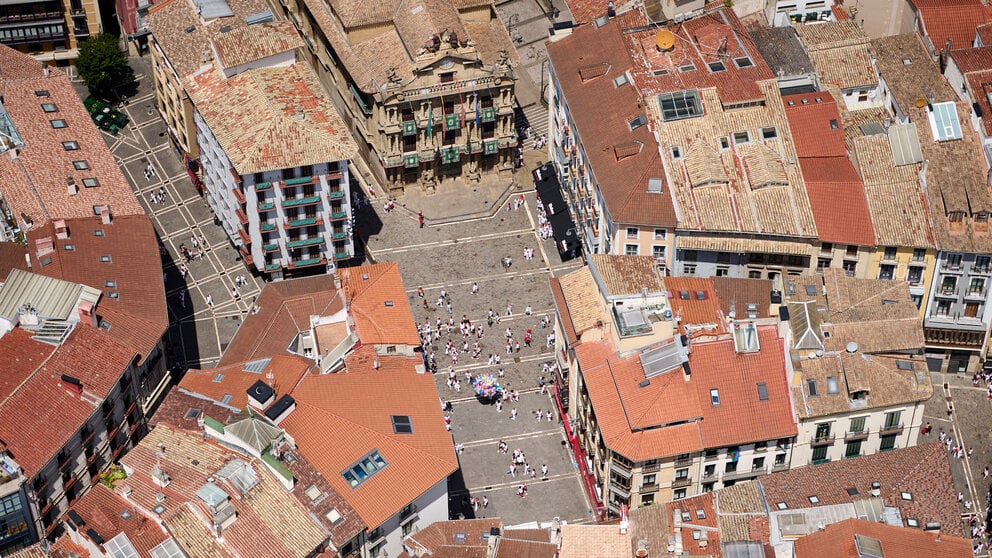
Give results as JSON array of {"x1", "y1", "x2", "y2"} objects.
[
  {"x1": 399, "y1": 504, "x2": 418, "y2": 520},
  {"x1": 238, "y1": 228, "x2": 251, "y2": 244},
  {"x1": 284, "y1": 176, "x2": 314, "y2": 186},
  {"x1": 287, "y1": 237, "x2": 325, "y2": 249},
  {"x1": 722, "y1": 467, "x2": 766, "y2": 482},
  {"x1": 327, "y1": 190, "x2": 345, "y2": 200},
  {"x1": 289, "y1": 257, "x2": 325, "y2": 269},
  {"x1": 609, "y1": 482, "x2": 631, "y2": 499},
  {"x1": 334, "y1": 251, "x2": 350, "y2": 261},
  {"x1": 258, "y1": 202, "x2": 275, "y2": 211},
  {"x1": 281, "y1": 195, "x2": 321, "y2": 208},
  {"x1": 260, "y1": 222, "x2": 277, "y2": 232},
  {"x1": 235, "y1": 208, "x2": 249, "y2": 225},
  {"x1": 255, "y1": 182, "x2": 272, "y2": 191},
  {"x1": 285, "y1": 217, "x2": 321, "y2": 229},
  {"x1": 263, "y1": 242, "x2": 280, "y2": 253},
  {"x1": 671, "y1": 477, "x2": 692, "y2": 489},
  {"x1": 811, "y1": 433, "x2": 834, "y2": 446},
  {"x1": 844, "y1": 430, "x2": 869, "y2": 442},
  {"x1": 332, "y1": 231, "x2": 349, "y2": 241},
  {"x1": 674, "y1": 455, "x2": 693, "y2": 467},
  {"x1": 879, "y1": 424, "x2": 903, "y2": 436},
  {"x1": 609, "y1": 461, "x2": 632, "y2": 478},
  {"x1": 331, "y1": 211, "x2": 348, "y2": 221},
  {"x1": 265, "y1": 263, "x2": 281, "y2": 272},
  {"x1": 231, "y1": 188, "x2": 245, "y2": 204},
  {"x1": 772, "y1": 462, "x2": 789, "y2": 472}
]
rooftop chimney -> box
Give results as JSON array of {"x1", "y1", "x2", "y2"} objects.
[
  {"x1": 100, "y1": 205, "x2": 112, "y2": 225},
  {"x1": 66, "y1": 176, "x2": 78, "y2": 196},
  {"x1": 54, "y1": 219, "x2": 69, "y2": 239},
  {"x1": 78, "y1": 300, "x2": 98, "y2": 328}
]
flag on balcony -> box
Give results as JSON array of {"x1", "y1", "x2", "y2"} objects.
[
  {"x1": 427, "y1": 102, "x2": 433, "y2": 138},
  {"x1": 732, "y1": 448, "x2": 740, "y2": 463},
  {"x1": 459, "y1": 90, "x2": 466, "y2": 128},
  {"x1": 475, "y1": 93, "x2": 481, "y2": 128}
]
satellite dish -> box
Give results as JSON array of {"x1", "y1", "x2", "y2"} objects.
[
  {"x1": 914, "y1": 98, "x2": 927, "y2": 108},
  {"x1": 655, "y1": 29, "x2": 675, "y2": 51},
  {"x1": 846, "y1": 341, "x2": 859, "y2": 353}
]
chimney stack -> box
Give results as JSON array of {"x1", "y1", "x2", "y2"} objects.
[{"x1": 100, "y1": 205, "x2": 112, "y2": 225}]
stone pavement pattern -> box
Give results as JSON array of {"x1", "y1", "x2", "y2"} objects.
[{"x1": 77, "y1": 56, "x2": 263, "y2": 369}]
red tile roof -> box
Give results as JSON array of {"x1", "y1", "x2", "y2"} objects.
[
  {"x1": 949, "y1": 48, "x2": 992, "y2": 135},
  {"x1": 949, "y1": 44, "x2": 992, "y2": 72},
  {"x1": 0, "y1": 46, "x2": 144, "y2": 228},
  {"x1": 70, "y1": 484, "x2": 170, "y2": 555},
  {"x1": 710, "y1": 276, "x2": 774, "y2": 319},
  {"x1": 0, "y1": 324, "x2": 136, "y2": 477},
  {"x1": 911, "y1": 0, "x2": 990, "y2": 50},
  {"x1": 758, "y1": 442, "x2": 964, "y2": 537},
  {"x1": 664, "y1": 277, "x2": 728, "y2": 338},
  {"x1": 0, "y1": 243, "x2": 28, "y2": 280},
  {"x1": 687, "y1": 326, "x2": 797, "y2": 447},
  {"x1": 625, "y1": 5, "x2": 776, "y2": 104},
  {"x1": 220, "y1": 263, "x2": 418, "y2": 365},
  {"x1": 794, "y1": 518, "x2": 972, "y2": 558},
  {"x1": 545, "y1": 18, "x2": 677, "y2": 228},
  {"x1": 966, "y1": 69, "x2": 992, "y2": 136},
  {"x1": 179, "y1": 355, "x2": 312, "y2": 409},
  {"x1": 979, "y1": 22, "x2": 992, "y2": 45},
  {"x1": 783, "y1": 93, "x2": 847, "y2": 158},
  {"x1": 24, "y1": 215, "x2": 167, "y2": 363},
  {"x1": 784, "y1": 93, "x2": 875, "y2": 246},
  {"x1": 281, "y1": 358, "x2": 458, "y2": 529}
]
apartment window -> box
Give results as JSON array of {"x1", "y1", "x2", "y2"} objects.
[
  {"x1": 976, "y1": 255, "x2": 991, "y2": 272},
  {"x1": 842, "y1": 260, "x2": 857, "y2": 276},
  {"x1": 73, "y1": 160, "x2": 89, "y2": 170},
  {"x1": 625, "y1": 244, "x2": 639, "y2": 255},
  {"x1": 879, "y1": 434, "x2": 896, "y2": 451},
  {"x1": 725, "y1": 460, "x2": 738, "y2": 473},
  {"x1": 969, "y1": 278, "x2": 985, "y2": 296},
  {"x1": 912, "y1": 248, "x2": 926, "y2": 262},
  {"x1": 673, "y1": 488, "x2": 687, "y2": 500},
  {"x1": 702, "y1": 483, "x2": 715, "y2": 493},
  {"x1": 642, "y1": 474, "x2": 657, "y2": 488},
  {"x1": 652, "y1": 245, "x2": 666, "y2": 259},
  {"x1": 654, "y1": 228, "x2": 666, "y2": 240},
  {"x1": 675, "y1": 468, "x2": 689, "y2": 480},
  {"x1": 884, "y1": 411, "x2": 901, "y2": 428},
  {"x1": 907, "y1": 266, "x2": 923, "y2": 285},
  {"x1": 703, "y1": 464, "x2": 716, "y2": 478},
  {"x1": 883, "y1": 246, "x2": 897, "y2": 260},
  {"x1": 774, "y1": 453, "x2": 787, "y2": 465},
  {"x1": 845, "y1": 440, "x2": 862, "y2": 458},
  {"x1": 626, "y1": 227, "x2": 639, "y2": 239},
  {"x1": 849, "y1": 416, "x2": 866, "y2": 433},
  {"x1": 911, "y1": 294, "x2": 923, "y2": 308},
  {"x1": 713, "y1": 266, "x2": 728, "y2": 277},
  {"x1": 947, "y1": 253, "x2": 963, "y2": 269},
  {"x1": 641, "y1": 493, "x2": 655, "y2": 506},
  {"x1": 812, "y1": 445, "x2": 829, "y2": 463},
  {"x1": 683, "y1": 264, "x2": 696, "y2": 275},
  {"x1": 936, "y1": 300, "x2": 951, "y2": 316},
  {"x1": 752, "y1": 457, "x2": 765, "y2": 470},
  {"x1": 940, "y1": 276, "x2": 957, "y2": 295},
  {"x1": 50, "y1": 119, "x2": 66, "y2": 129},
  {"x1": 878, "y1": 264, "x2": 895, "y2": 280},
  {"x1": 709, "y1": 389, "x2": 720, "y2": 405},
  {"x1": 719, "y1": 136, "x2": 730, "y2": 150},
  {"x1": 814, "y1": 422, "x2": 830, "y2": 440},
  {"x1": 733, "y1": 131, "x2": 750, "y2": 144},
  {"x1": 62, "y1": 141, "x2": 79, "y2": 150},
  {"x1": 965, "y1": 302, "x2": 980, "y2": 318},
  {"x1": 817, "y1": 258, "x2": 830, "y2": 273},
  {"x1": 761, "y1": 126, "x2": 777, "y2": 140}
]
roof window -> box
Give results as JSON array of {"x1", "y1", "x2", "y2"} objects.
[
  {"x1": 658, "y1": 90, "x2": 702, "y2": 122},
  {"x1": 391, "y1": 415, "x2": 413, "y2": 434},
  {"x1": 342, "y1": 449, "x2": 388, "y2": 488},
  {"x1": 42, "y1": 103, "x2": 58, "y2": 112}
]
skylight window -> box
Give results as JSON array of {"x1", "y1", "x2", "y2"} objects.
[
  {"x1": 83, "y1": 177, "x2": 99, "y2": 188},
  {"x1": 776, "y1": 502, "x2": 788, "y2": 510},
  {"x1": 629, "y1": 115, "x2": 647, "y2": 130},
  {"x1": 62, "y1": 141, "x2": 79, "y2": 150},
  {"x1": 734, "y1": 57, "x2": 754, "y2": 68},
  {"x1": 710, "y1": 388, "x2": 720, "y2": 405},
  {"x1": 42, "y1": 103, "x2": 58, "y2": 113},
  {"x1": 613, "y1": 73, "x2": 629, "y2": 87},
  {"x1": 808, "y1": 495, "x2": 820, "y2": 504},
  {"x1": 342, "y1": 450, "x2": 388, "y2": 488},
  {"x1": 826, "y1": 377, "x2": 839, "y2": 394},
  {"x1": 807, "y1": 379, "x2": 818, "y2": 396},
  {"x1": 50, "y1": 119, "x2": 66, "y2": 129},
  {"x1": 679, "y1": 63, "x2": 696, "y2": 72},
  {"x1": 391, "y1": 415, "x2": 413, "y2": 434},
  {"x1": 708, "y1": 61, "x2": 726, "y2": 72},
  {"x1": 73, "y1": 160, "x2": 89, "y2": 170},
  {"x1": 652, "y1": 69, "x2": 669, "y2": 76},
  {"x1": 757, "y1": 382, "x2": 768, "y2": 401},
  {"x1": 658, "y1": 90, "x2": 702, "y2": 122}
]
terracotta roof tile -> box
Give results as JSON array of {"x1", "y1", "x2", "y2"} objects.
[
  {"x1": 948, "y1": 44, "x2": 992, "y2": 72},
  {"x1": 689, "y1": 326, "x2": 797, "y2": 447},
  {"x1": 281, "y1": 360, "x2": 458, "y2": 528},
  {"x1": 340, "y1": 263, "x2": 421, "y2": 346},
  {"x1": 556, "y1": 267, "x2": 605, "y2": 338},
  {"x1": 0, "y1": 324, "x2": 136, "y2": 477},
  {"x1": 550, "y1": 277, "x2": 580, "y2": 345},
  {"x1": 710, "y1": 276, "x2": 774, "y2": 319},
  {"x1": 404, "y1": 518, "x2": 501, "y2": 555},
  {"x1": 184, "y1": 63, "x2": 357, "y2": 174},
  {"x1": 871, "y1": 34, "x2": 958, "y2": 112},
  {"x1": 118, "y1": 423, "x2": 328, "y2": 557},
  {"x1": 70, "y1": 484, "x2": 171, "y2": 555},
  {"x1": 0, "y1": 47, "x2": 144, "y2": 228},
  {"x1": 851, "y1": 134, "x2": 935, "y2": 248},
  {"x1": 911, "y1": 0, "x2": 990, "y2": 51},
  {"x1": 147, "y1": 0, "x2": 271, "y2": 76},
  {"x1": 626, "y1": 5, "x2": 776, "y2": 105},
  {"x1": 211, "y1": 21, "x2": 303, "y2": 69},
  {"x1": 783, "y1": 92, "x2": 847, "y2": 157},
  {"x1": 558, "y1": 524, "x2": 631, "y2": 558},
  {"x1": 25, "y1": 215, "x2": 167, "y2": 363},
  {"x1": 664, "y1": 277, "x2": 729, "y2": 337},
  {"x1": 911, "y1": 102, "x2": 992, "y2": 252},
  {"x1": 796, "y1": 21, "x2": 877, "y2": 89},
  {"x1": 179, "y1": 355, "x2": 312, "y2": 409},
  {"x1": 798, "y1": 157, "x2": 875, "y2": 246},
  {"x1": 589, "y1": 255, "x2": 665, "y2": 297},
  {"x1": 758, "y1": 442, "x2": 963, "y2": 536},
  {"x1": 794, "y1": 518, "x2": 972, "y2": 558},
  {"x1": 979, "y1": 22, "x2": 992, "y2": 45},
  {"x1": 0, "y1": 243, "x2": 29, "y2": 280},
  {"x1": 965, "y1": 69, "x2": 992, "y2": 136},
  {"x1": 546, "y1": 20, "x2": 676, "y2": 229}
]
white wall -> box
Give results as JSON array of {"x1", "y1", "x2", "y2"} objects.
[
  {"x1": 375, "y1": 477, "x2": 448, "y2": 558},
  {"x1": 790, "y1": 403, "x2": 923, "y2": 467}
]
